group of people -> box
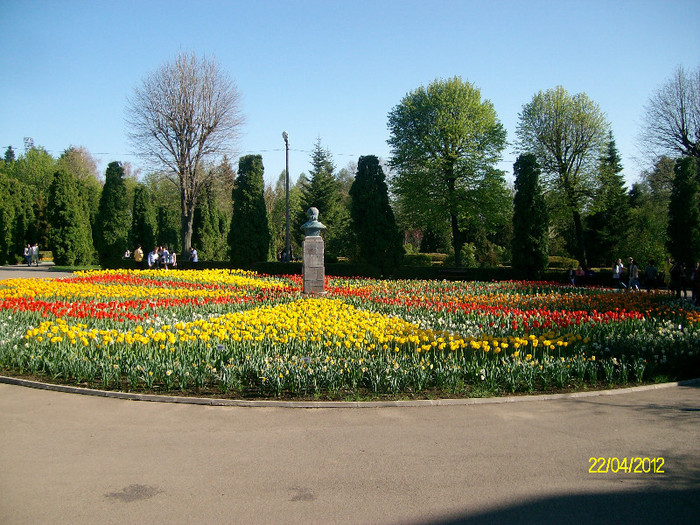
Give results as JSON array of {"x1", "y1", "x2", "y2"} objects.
[
  {"x1": 123, "y1": 245, "x2": 198, "y2": 268},
  {"x1": 611, "y1": 257, "x2": 700, "y2": 304},
  {"x1": 666, "y1": 258, "x2": 700, "y2": 304},
  {"x1": 23, "y1": 243, "x2": 40, "y2": 266},
  {"x1": 145, "y1": 246, "x2": 177, "y2": 269}
]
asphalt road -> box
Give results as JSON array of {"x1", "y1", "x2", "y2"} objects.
[{"x1": 1, "y1": 382, "x2": 698, "y2": 525}]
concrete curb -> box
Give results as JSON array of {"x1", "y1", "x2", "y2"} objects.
[{"x1": 2, "y1": 374, "x2": 698, "y2": 408}]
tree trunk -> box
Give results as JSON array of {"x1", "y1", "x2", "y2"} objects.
[
  {"x1": 572, "y1": 209, "x2": 587, "y2": 268},
  {"x1": 180, "y1": 184, "x2": 196, "y2": 255},
  {"x1": 451, "y1": 212, "x2": 464, "y2": 268},
  {"x1": 445, "y1": 164, "x2": 464, "y2": 267}
]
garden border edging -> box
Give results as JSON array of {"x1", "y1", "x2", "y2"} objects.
[{"x1": 1, "y1": 375, "x2": 698, "y2": 408}]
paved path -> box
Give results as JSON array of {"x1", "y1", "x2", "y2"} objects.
[
  {"x1": 1, "y1": 382, "x2": 698, "y2": 524},
  {"x1": 0, "y1": 263, "x2": 74, "y2": 280},
  {"x1": 1, "y1": 264, "x2": 699, "y2": 523}
]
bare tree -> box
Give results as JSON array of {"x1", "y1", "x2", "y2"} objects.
[
  {"x1": 640, "y1": 65, "x2": 700, "y2": 162},
  {"x1": 126, "y1": 51, "x2": 244, "y2": 253}
]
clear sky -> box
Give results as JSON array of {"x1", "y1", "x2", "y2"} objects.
[{"x1": 1, "y1": 0, "x2": 698, "y2": 186}]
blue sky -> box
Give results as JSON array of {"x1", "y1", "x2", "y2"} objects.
[{"x1": 1, "y1": 0, "x2": 698, "y2": 185}]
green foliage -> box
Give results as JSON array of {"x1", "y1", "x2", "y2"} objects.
[
  {"x1": 388, "y1": 76, "x2": 507, "y2": 266},
  {"x1": 512, "y1": 154, "x2": 549, "y2": 278},
  {"x1": 667, "y1": 157, "x2": 700, "y2": 267},
  {"x1": 56, "y1": 147, "x2": 102, "y2": 229},
  {"x1": 10, "y1": 147, "x2": 56, "y2": 246},
  {"x1": 95, "y1": 162, "x2": 131, "y2": 267},
  {"x1": 129, "y1": 184, "x2": 157, "y2": 252},
  {"x1": 516, "y1": 86, "x2": 609, "y2": 266},
  {"x1": 193, "y1": 180, "x2": 228, "y2": 260},
  {"x1": 47, "y1": 170, "x2": 94, "y2": 266},
  {"x1": 0, "y1": 175, "x2": 15, "y2": 265},
  {"x1": 621, "y1": 158, "x2": 674, "y2": 265},
  {"x1": 349, "y1": 155, "x2": 404, "y2": 275},
  {"x1": 296, "y1": 139, "x2": 350, "y2": 257},
  {"x1": 156, "y1": 205, "x2": 180, "y2": 250},
  {"x1": 228, "y1": 155, "x2": 270, "y2": 265},
  {"x1": 420, "y1": 227, "x2": 451, "y2": 253},
  {"x1": 143, "y1": 172, "x2": 181, "y2": 251},
  {"x1": 4, "y1": 146, "x2": 15, "y2": 164},
  {"x1": 585, "y1": 132, "x2": 631, "y2": 266}
]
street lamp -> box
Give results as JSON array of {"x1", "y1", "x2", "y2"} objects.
[{"x1": 282, "y1": 131, "x2": 290, "y2": 262}]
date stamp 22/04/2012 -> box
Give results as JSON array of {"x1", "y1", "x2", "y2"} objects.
[{"x1": 589, "y1": 457, "x2": 665, "y2": 474}]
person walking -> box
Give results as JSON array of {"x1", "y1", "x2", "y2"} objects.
[
  {"x1": 692, "y1": 262, "x2": 700, "y2": 305},
  {"x1": 645, "y1": 261, "x2": 658, "y2": 291},
  {"x1": 612, "y1": 258, "x2": 626, "y2": 289},
  {"x1": 23, "y1": 244, "x2": 31, "y2": 266},
  {"x1": 669, "y1": 259, "x2": 684, "y2": 299},
  {"x1": 628, "y1": 258, "x2": 640, "y2": 291},
  {"x1": 189, "y1": 247, "x2": 198, "y2": 263},
  {"x1": 31, "y1": 243, "x2": 39, "y2": 266}
]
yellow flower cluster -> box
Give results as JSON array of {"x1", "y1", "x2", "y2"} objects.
[
  {"x1": 0, "y1": 278, "x2": 246, "y2": 301},
  {"x1": 24, "y1": 298, "x2": 580, "y2": 356},
  {"x1": 1, "y1": 269, "x2": 285, "y2": 301},
  {"x1": 75, "y1": 268, "x2": 287, "y2": 289}
]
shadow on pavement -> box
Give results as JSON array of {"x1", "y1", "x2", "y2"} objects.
[{"x1": 426, "y1": 487, "x2": 700, "y2": 525}]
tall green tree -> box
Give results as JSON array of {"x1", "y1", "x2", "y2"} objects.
[
  {"x1": 511, "y1": 154, "x2": 549, "y2": 278},
  {"x1": 0, "y1": 174, "x2": 16, "y2": 265},
  {"x1": 47, "y1": 170, "x2": 94, "y2": 266},
  {"x1": 621, "y1": 157, "x2": 675, "y2": 266},
  {"x1": 193, "y1": 180, "x2": 227, "y2": 260},
  {"x1": 56, "y1": 146, "x2": 102, "y2": 230},
  {"x1": 142, "y1": 172, "x2": 181, "y2": 250},
  {"x1": 349, "y1": 155, "x2": 404, "y2": 275},
  {"x1": 129, "y1": 184, "x2": 158, "y2": 252},
  {"x1": 388, "y1": 76, "x2": 507, "y2": 266},
  {"x1": 12, "y1": 146, "x2": 56, "y2": 246},
  {"x1": 585, "y1": 132, "x2": 631, "y2": 266},
  {"x1": 265, "y1": 171, "x2": 288, "y2": 261},
  {"x1": 296, "y1": 139, "x2": 349, "y2": 257},
  {"x1": 515, "y1": 86, "x2": 609, "y2": 266},
  {"x1": 667, "y1": 157, "x2": 700, "y2": 268},
  {"x1": 228, "y1": 155, "x2": 270, "y2": 265},
  {"x1": 95, "y1": 162, "x2": 131, "y2": 267}
]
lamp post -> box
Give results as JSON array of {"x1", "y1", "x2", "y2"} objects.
[{"x1": 282, "y1": 131, "x2": 290, "y2": 262}]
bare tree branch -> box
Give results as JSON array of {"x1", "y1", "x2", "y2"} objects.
[{"x1": 125, "y1": 51, "x2": 244, "y2": 252}]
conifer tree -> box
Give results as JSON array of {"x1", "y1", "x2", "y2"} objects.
[
  {"x1": 585, "y1": 132, "x2": 631, "y2": 266},
  {"x1": 511, "y1": 154, "x2": 549, "y2": 278},
  {"x1": 296, "y1": 139, "x2": 349, "y2": 257},
  {"x1": 4, "y1": 146, "x2": 15, "y2": 164},
  {"x1": 95, "y1": 162, "x2": 131, "y2": 267},
  {"x1": 228, "y1": 155, "x2": 270, "y2": 265},
  {"x1": 349, "y1": 155, "x2": 403, "y2": 275},
  {"x1": 130, "y1": 184, "x2": 157, "y2": 252},
  {"x1": 667, "y1": 157, "x2": 700, "y2": 268},
  {"x1": 47, "y1": 169, "x2": 94, "y2": 266},
  {"x1": 193, "y1": 180, "x2": 227, "y2": 260},
  {"x1": 0, "y1": 174, "x2": 15, "y2": 265}
]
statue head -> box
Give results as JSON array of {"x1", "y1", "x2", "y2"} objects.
[
  {"x1": 307, "y1": 207, "x2": 319, "y2": 221},
  {"x1": 301, "y1": 207, "x2": 326, "y2": 237}
]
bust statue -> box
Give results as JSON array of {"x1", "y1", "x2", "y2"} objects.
[{"x1": 301, "y1": 207, "x2": 326, "y2": 237}]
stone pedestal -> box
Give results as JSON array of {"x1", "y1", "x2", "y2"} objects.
[{"x1": 302, "y1": 236, "x2": 326, "y2": 295}]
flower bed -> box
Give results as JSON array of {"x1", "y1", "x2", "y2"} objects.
[{"x1": 1, "y1": 269, "x2": 698, "y2": 399}]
